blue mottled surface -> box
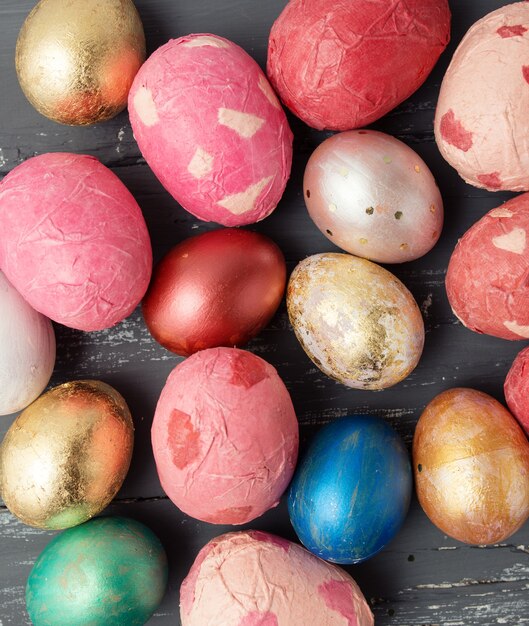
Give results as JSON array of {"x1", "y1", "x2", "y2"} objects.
[{"x1": 288, "y1": 415, "x2": 412, "y2": 564}]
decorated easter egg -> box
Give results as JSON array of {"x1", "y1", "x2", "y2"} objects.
[
  {"x1": 0, "y1": 153, "x2": 152, "y2": 331},
  {"x1": 288, "y1": 415, "x2": 412, "y2": 564},
  {"x1": 129, "y1": 34, "x2": 293, "y2": 227},
  {"x1": 151, "y1": 347, "x2": 298, "y2": 524},
  {"x1": 180, "y1": 531, "x2": 374, "y2": 625},
  {"x1": 304, "y1": 130, "x2": 443, "y2": 262},
  {"x1": 505, "y1": 345, "x2": 529, "y2": 436},
  {"x1": 0, "y1": 380, "x2": 133, "y2": 529},
  {"x1": 435, "y1": 2, "x2": 529, "y2": 191},
  {"x1": 0, "y1": 271, "x2": 55, "y2": 416},
  {"x1": 143, "y1": 229, "x2": 286, "y2": 356},
  {"x1": 16, "y1": 0, "x2": 145, "y2": 126},
  {"x1": 446, "y1": 193, "x2": 529, "y2": 340},
  {"x1": 26, "y1": 516, "x2": 168, "y2": 626},
  {"x1": 413, "y1": 388, "x2": 529, "y2": 545},
  {"x1": 267, "y1": 0, "x2": 451, "y2": 130},
  {"x1": 287, "y1": 253, "x2": 425, "y2": 390}
]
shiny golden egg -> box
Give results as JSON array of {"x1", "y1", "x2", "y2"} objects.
[
  {"x1": 0, "y1": 380, "x2": 134, "y2": 529},
  {"x1": 16, "y1": 0, "x2": 146, "y2": 125}
]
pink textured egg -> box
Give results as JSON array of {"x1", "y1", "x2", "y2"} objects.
[
  {"x1": 304, "y1": 130, "x2": 443, "y2": 263},
  {"x1": 446, "y1": 194, "x2": 529, "y2": 340},
  {"x1": 435, "y1": 2, "x2": 529, "y2": 191},
  {"x1": 0, "y1": 153, "x2": 152, "y2": 332},
  {"x1": 505, "y1": 346, "x2": 529, "y2": 436},
  {"x1": 180, "y1": 531, "x2": 374, "y2": 626},
  {"x1": 151, "y1": 348, "x2": 299, "y2": 524},
  {"x1": 129, "y1": 34, "x2": 293, "y2": 227}
]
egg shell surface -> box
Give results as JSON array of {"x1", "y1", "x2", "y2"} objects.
[
  {"x1": 129, "y1": 34, "x2": 293, "y2": 227},
  {"x1": 26, "y1": 516, "x2": 168, "y2": 626},
  {"x1": 288, "y1": 415, "x2": 412, "y2": 564},
  {"x1": 0, "y1": 152, "x2": 152, "y2": 331},
  {"x1": 0, "y1": 271, "x2": 55, "y2": 416},
  {"x1": 413, "y1": 388, "x2": 529, "y2": 545},
  {"x1": 505, "y1": 345, "x2": 529, "y2": 436},
  {"x1": 142, "y1": 228, "x2": 286, "y2": 356},
  {"x1": 267, "y1": 0, "x2": 451, "y2": 130},
  {"x1": 287, "y1": 253, "x2": 425, "y2": 390},
  {"x1": 445, "y1": 193, "x2": 529, "y2": 340},
  {"x1": 151, "y1": 347, "x2": 299, "y2": 524},
  {"x1": 304, "y1": 130, "x2": 444, "y2": 262},
  {"x1": 435, "y1": 2, "x2": 529, "y2": 191},
  {"x1": 180, "y1": 530, "x2": 374, "y2": 626}
]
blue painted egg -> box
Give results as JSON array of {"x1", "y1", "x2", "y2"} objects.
[{"x1": 288, "y1": 415, "x2": 412, "y2": 564}]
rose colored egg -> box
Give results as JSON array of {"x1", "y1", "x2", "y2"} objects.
[
  {"x1": 0, "y1": 153, "x2": 152, "y2": 331},
  {"x1": 505, "y1": 345, "x2": 529, "y2": 436},
  {"x1": 413, "y1": 388, "x2": 529, "y2": 545},
  {"x1": 142, "y1": 229, "x2": 286, "y2": 356},
  {"x1": 446, "y1": 193, "x2": 529, "y2": 340},
  {"x1": 267, "y1": 0, "x2": 451, "y2": 130},
  {"x1": 0, "y1": 271, "x2": 55, "y2": 416},
  {"x1": 180, "y1": 531, "x2": 374, "y2": 626},
  {"x1": 287, "y1": 253, "x2": 425, "y2": 390},
  {"x1": 435, "y1": 2, "x2": 529, "y2": 191},
  {"x1": 151, "y1": 348, "x2": 299, "y2": 525},
  {"x1": 129, "y1": 34, "x2": 293, "y2": 227},
  {"x1": 304, "y1": 131, "x2": 443, "y2": 263}
]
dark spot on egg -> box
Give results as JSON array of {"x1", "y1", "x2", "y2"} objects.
[
  {"x1": 306, "y1": 189, "x2": 310, "y2": 198},
  {"x1": 418, "y1": 464, "x2": 423, "y2": 472},
  {"x1": 326, "y1": 229, "x2": 333, "y2": 236},
  {"x1": 394, "y1": 211, "x2": 403, "y2": 220},
  {"x1": 366, "y1": 207, "x2": 374, "y2": 215}
]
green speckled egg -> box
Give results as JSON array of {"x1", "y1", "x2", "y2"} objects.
[{"x1": 26, "y1": 516, "x2": 168, "y2": 626}]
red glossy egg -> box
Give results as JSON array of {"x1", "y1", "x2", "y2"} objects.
[{"x1": 142, "y1": 229, "x2": 286, "y2": 356}]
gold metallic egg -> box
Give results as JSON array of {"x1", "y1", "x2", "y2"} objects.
[
  {"x1": 0, "y1": 380, "x2": 134, "y2": 529},
  {"x1": 16, "y1": 0, "x2": 146, "y2": 125}
]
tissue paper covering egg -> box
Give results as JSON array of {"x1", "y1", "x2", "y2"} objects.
[
  {"x1": 129, "y1": 34, "x2": 293, "y2": 227},
  {"x1": 287, "y1": 253, "x2": 424, "y2": 390},
  {"x1": 0, "y1": 153, "x2": 152, "y2": 331},
  {"x1": 289, "y1": 415, "x2": 412, "y2": 564},
  {"x1": 0, "y1": 271, "x2": 55, "y2": 416},
  {"x1": 505, "y1": 345, "x2": 529, "y2": 436},
  {"x1": 26, "y1": 517, "x2": 168, "y2": 626},
  {"x1": 414, "y1": 388, "x2": 529, "y2": 544},
  {"x1": 446, "y1": 193, "x2": 529, "y2": 340},
  {"x1": 180, "y1": 531, "x2": 374, "y2": 626},
  {"x1": 151, "y1": 348, "x2": 298, "y2": 524},
  {"x1": 143, "y1": 229, "x2": 286, "y2": 356},
  {"x1": 0, "y1": 380, "x2": 133, "y2": 529},
  {"x1": 304, "y1": 130, "x2": 443, "y2": 262},
  {"x1": 16, "y1": 0, "x2": 145, "y2": 125},
  {"x1": 435, "y1": 2, "x2": 529, "y2": 191},
  {"x1": 267, "y1": 0, "x2": 451, "y2": 130}
]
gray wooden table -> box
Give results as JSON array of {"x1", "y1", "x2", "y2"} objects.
[{"x1": 2, "y1": 1, "x2": 529, "y2": 624}]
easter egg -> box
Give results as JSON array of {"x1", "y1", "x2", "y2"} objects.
[
  {"x1": 142, "y1": 229, "x2": 286, "y2": 356},
  {"x1": 16, "y1": 0, "x2": 145, "y2": 126},
  {"x1": 505, "y1": 345, "x2": 529, "y2": 436},
  {"x1": 304, "y1": 130, "x2": 443, "y2": 262},
  {"x1": 0, "y1": 380, "x2": 133, "y2": 529},
  {"x1": 0, "y1": 271, "x2": 55, "y2": 416},
  {"x1": 26, "y1": 516, "x2": 168, "y2": 626},
  {"x1": 413, "y1": 388, "x2": 529, "y2": 545},
  {"x1": 267, "y1": 0, "x2": 451, "y2": 130},
  {"x1": 287, "y1": 253, "x2": 425, "y2": 390},
  {"x1": 446, "y1": 193, "x2": 529, "y2": 340},
  {"x1": 288, "y1": 416, "x2": 412, "y2": 564},
  {"x1": 0, "y1": 153, "x2": 152, "y2": 331},
  {"x1": 435, "y1": 2, "x2": 529, "y2": 191},
  {"x1": 129, "y1": 34, "x2": 293, "y2": 227},
  {"x1": 151, "y1": 347, "x2": 298, "y2": 525},
  {"x1": 180, "y1": 530, "x2": 374, "y2": 625}
]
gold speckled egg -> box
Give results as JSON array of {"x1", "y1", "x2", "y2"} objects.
[
  {"x1": 0, "y1": 380, "x2": 134, "y2": 529},
  {"x1": 287, "y1": 253, "x2": 425, "y2": 390},
  {"x1": 16, "y1": 0, "x2": 146, "y2": 126}
]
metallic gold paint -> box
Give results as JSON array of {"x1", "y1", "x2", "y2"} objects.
[
  {"x1": 413, "y1": 387, "x2": 529, "y2": 545},
  {"x1": 16, "y1": 0, "x2": 146, "y2": 126},
  {"x1": 0, "y1": 380, "x2": 133, "y2": 529}
]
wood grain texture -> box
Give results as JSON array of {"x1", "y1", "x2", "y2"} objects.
[{"x1": 1, "y1": 1, "x2": 528, "y2": 625}]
